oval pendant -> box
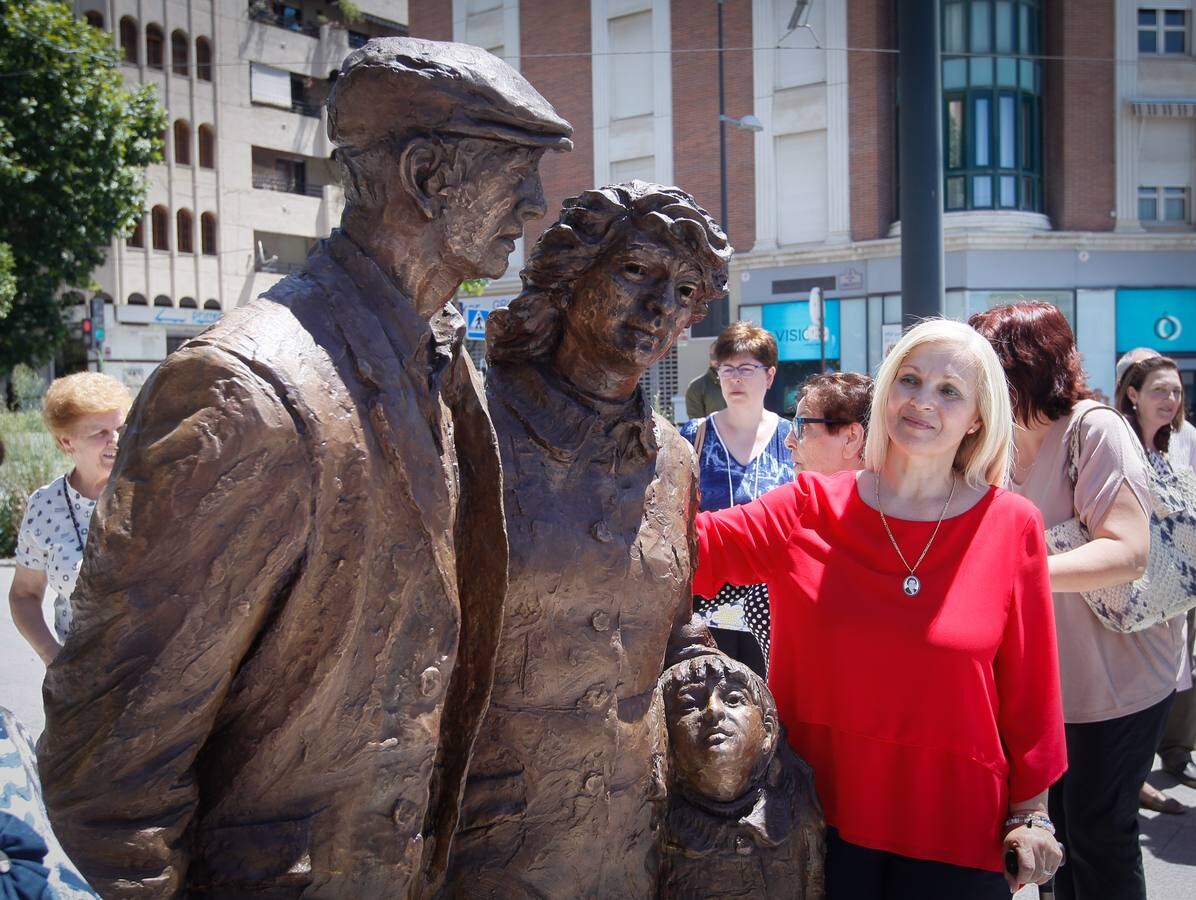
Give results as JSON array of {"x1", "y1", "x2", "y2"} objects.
[{"x1": 903, "y1": 575, "x2": 921, "y2": 597}]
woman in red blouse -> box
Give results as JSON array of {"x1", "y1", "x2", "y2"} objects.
[{"x1": 693, "y1": 319, "x2": 1067, "y2": 898}]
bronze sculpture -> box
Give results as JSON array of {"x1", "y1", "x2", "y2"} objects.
[
  {"x1": 441, "y1": 182, "x2": 733, "y2": 898},
  {"x1": 658, "y1": 656, "x2": 826, "y2": 899},
  {"x1": 38, "y1": 38, "x2": 570, "y2": 899}
]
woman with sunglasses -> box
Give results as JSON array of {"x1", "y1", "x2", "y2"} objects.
[
  {"x1": 786, "y1": 372, "x2": 873, "y2": 476},
  {"x1": 679, "y1": 321, "x2": 794, "y2": 678}
]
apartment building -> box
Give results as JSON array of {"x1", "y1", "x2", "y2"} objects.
[
  {"x1": 410, "y1": 0, "x2": 1196, "y2": 418},
  {"x1": 73, "y1": 0, "x2": 407, "y2": 390}
]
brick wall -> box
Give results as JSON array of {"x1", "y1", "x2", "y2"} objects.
[
  {"x1": 406, "y1": 0, "x2": 451, "y2": 41},
  {"x1": 670, "y1": 0, "x2": 755, "y2": 252},
  {"x1": 847, "y1": 0, "x2": 896, "y2": 242},
  {"x1": 1043, "y1": 0, "x2": 1115, "y2": 231},
  {"x1": 519, "y1": 0, "x2": 593, "y2": 247}
]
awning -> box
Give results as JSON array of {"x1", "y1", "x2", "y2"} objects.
[{"x1": 1128, "y1": 97, "x2": 1196, "y2": 118}]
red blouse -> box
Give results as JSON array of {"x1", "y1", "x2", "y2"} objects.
[{"x1": 694, "y1": 470, "x2": 1067, "y2": 873}]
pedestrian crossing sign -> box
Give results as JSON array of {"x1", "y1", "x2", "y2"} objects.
[{"x1": 466, "y1": 307, "x2": 490, "y2": 341}]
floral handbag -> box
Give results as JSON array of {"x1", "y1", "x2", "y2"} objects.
[{"x1": 1044, "y1": 405, "x2": 1196, "y2": 633}]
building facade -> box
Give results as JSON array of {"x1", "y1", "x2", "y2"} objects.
[
  {"x1": 72, "y1": 0, "x2": 407, "y2": 390},
  {"x1": 411, "y1": 0, "x2": 1196, "y2": 419}
]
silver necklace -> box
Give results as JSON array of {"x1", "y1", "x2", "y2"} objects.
[
  {"x1": 711, "y1": 413, "x2": 761, "y2": 507},
  {"x1": 874, "y1": 474, "x2": 956, "y2": 597}
]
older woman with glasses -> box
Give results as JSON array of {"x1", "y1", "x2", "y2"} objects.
[
  {"x1": 679, "y1": 321, "x2": 794, "y2": 677},
  {"x1": 786, "y1": 372, "x2": 873, "y2": 476}
]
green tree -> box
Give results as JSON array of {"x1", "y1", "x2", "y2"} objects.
[{"x1": 0, "y1": 0, "x2": 164, "y2": 371}]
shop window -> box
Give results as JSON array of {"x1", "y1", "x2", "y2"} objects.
[
  {"x1": 1139, "y1": 9, "x2": 1188, "y2": 55},
  {"x1": 201, "y1": 212, "x2": 217, "y2": 255},
  {"x1": 940, "y1": 0, "x2": 1042, "y2": 212},
  {"x1": 171, "y1": 29, "x2": 189, "y2": 77},
  {"x1": 146, "y1": 24, "x2": 164, "y2": 69},
  {"x1": 177, "y1": 209, "x2": 194, "y2": 254},
  {"x1": 151, "y1": 205, "x2": 169, "y2": 250},
  {"x1": 196, "y1": 37, "x2": 212, "y2": 81},
  {"x1": 119, "y1": 16, "x2": 138, "y2": 64},
  {"x1": 1138, "y1": 186, "x2": 1190, "y2": 223},
  {"x1": 127, "y1": 216, "x2": 145, "y2": 248},
  {"x1": 174, "y1": 119, "x2": 190, "y2": 165},
  {"x1": 198, "y1": 125, "x2": 215, "y2": 168}
]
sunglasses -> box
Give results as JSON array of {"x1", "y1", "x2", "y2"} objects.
[{"x1": 791, "y1": 417, "x2": 849, "y2": 440}]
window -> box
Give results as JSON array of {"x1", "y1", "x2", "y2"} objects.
[
  {"x1": 127, "y1": 216, "x2": 144, "y2": 248},
  {"x1": 177, "y1": 209, "x2": 194, "y2": 253},
  {"x1": 84, "y1": 11, "x2": 103, "y2": 29},
  {"x1": 201, "y1": 213, "x2": 217, "y2": 255},
  {"x1": 146, "y1": 24, "x2": 164, "y2": 69},
  {"x1": 119, "y1": 16, "x2": 138, "y2": 64},
  {"x1": 1139, "y1": 10, "x2": 1188, "y2": 55},
  {"x1": 196, "y1": 37, "x2": 212, "y2": 81},
  {"x1": 1139, "y1": 186, "x2": 1190, "y2": 223},
  {"x1": 171, "y1": 29, "x2": 189, "y2": 76},
  {"x1": 127, "y1": 293, "x2": 147, "y2": 306},
  {"x1": 203, "y1": 299, "x2": 222, "y2": 310},
  {"x1": 250, "y1": 62, "x2": 292, "y2": 108},
  {"x1": 179, "y1": 297, "x2": 197, "y2": 309},
  {"x1": 941, "y1": 0, "x2": 1041, "y2": 212},
  {"x1": 173, "y1": 120, "x2": 190, "y2": 165},
  {"x1": 153, "y1": 295, "x2": 172, "y2": 307},
  {"x1": 151, "y1": 205, "x2": 169, "y2": 250},
  {"x1": 198, "y1": 125, "x2": 215, "y2": 168}
]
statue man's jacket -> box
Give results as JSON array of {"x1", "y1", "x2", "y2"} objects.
[{"x1": 38, "y1": 233, "x2": 508, "y2": 899}]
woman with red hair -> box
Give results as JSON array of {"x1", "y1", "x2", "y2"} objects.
[{"x1": 972, "y1": 301, "x2": 1169, "y2": 900}]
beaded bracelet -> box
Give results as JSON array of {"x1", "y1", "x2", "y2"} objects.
[{"x1": 1003, "y1": 813, "x2": 1056, "y2": 835}]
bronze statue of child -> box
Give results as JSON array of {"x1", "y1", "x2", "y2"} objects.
[{"x1": 659, "y1": 654, "x2": 826, "y2": 900}]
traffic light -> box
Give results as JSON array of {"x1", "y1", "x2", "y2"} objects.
[{"x1": 82, "y1": 318, "x2": 94, "y2": 349}]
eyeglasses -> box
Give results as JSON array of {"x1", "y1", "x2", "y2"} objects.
[
  {"x1": 792, "y1": 416, "x2": 848, "y2": 440},
  {"x1": 716, "y1": 363, "x2": 769, "y2": 379}
]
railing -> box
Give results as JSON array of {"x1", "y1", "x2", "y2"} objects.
[
  {"x1": 252, "y1": 174, "x2": 323, "y2": 197},
  {"x1": 249, "y1": 7, "x2": 320, "y2": 39},
  {"x1": 290, "y1": 99, "x2": 323, "y2": 118},
  {"x1": 256, "y1": 258, "x2": 305, "y2": 274}
]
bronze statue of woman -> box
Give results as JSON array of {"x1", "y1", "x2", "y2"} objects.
[{"x1": 442, "y1": 182, "x2": 732, "y2": 898}]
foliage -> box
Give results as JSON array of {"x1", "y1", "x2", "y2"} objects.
[
  {"x1": 0, "y1": 242, "x2": 14, "y2": 319},
  {"x1": 0, "y1": 1, "x2": 165, "y2": 373},
  {"x1": 9, "y1": 364, "x2": 46, "y2": 411},
  {"x1": 0, "y1": 408, "x2": 67, "y2": 557},
  {"x1": 458, "y1": 278, "x2": 489, "y2": 298},
  {"x1": 336, "y1": 0, "x2": 363, "y2": 25}
]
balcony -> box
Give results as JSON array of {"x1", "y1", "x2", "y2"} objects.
[
  {"x1": 290, "y1": 99, "x2": 323, "y2": 118},
  {"x1": 253, "y1": 172, "x2": 324, "y2": 197},
  {"x1": 248, "y1": 1, "x2": 320, "y2": 38}
]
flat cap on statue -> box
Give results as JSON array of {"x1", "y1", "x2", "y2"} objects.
[{"x1": 327, "y1": 37, "x2": 573, "y2": 151}]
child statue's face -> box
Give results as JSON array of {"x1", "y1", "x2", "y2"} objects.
[{"x1": 665, "y1": 668, "x2": 772, "y2": 803}]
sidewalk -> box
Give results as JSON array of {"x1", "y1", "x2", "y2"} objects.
[{"x1": 2, "y1": 562, "x2": 1193, "y2": 896}]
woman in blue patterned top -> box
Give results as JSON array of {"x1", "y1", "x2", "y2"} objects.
[{"x1": 679, "y1": 321, "x2": 794, "y2": 677}]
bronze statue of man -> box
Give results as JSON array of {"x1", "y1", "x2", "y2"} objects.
[
  {"x1": 38, "y1": 38, "x2": 570, "y2": 899},
  {"x1": 442, "y1": 182, "x2": 731, "y2": 898}
]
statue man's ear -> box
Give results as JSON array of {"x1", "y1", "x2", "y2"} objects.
[
  {"x1": 398, "y1": 139, "x2": 453, "y2": 221},
  {"x1": 762, "y1": 708, "x2": 780, "y2": 759}
]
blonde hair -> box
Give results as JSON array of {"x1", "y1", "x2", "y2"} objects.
[
  {"x1": 42, "y1": 372, "x2": 131, "y2": 443},
  {"x1": 865, "y1": 319, "x2": 1012, "y2": 489}
]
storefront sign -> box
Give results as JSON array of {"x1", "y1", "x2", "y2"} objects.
[
  {"x1": 1115, "y1": 289, "x2": 1196, "y2": 353},
  {"x1": 115, "y1": 305, "x2": 223, "y2": 327},
  {"x1": 758, "y1": 299, "x2": 841, "y2": 362}
]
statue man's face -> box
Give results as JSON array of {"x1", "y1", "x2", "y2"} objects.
[
  {"x1": 439, "y1": 142, "x2": 548, "y2": 280},
  {"x1": 561, "y1": 229, "x2": 703, "y2": 375},
  {"x1": 665, "y1": 669, "x2": 772, "y2": 803}
]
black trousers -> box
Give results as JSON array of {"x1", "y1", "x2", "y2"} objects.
[
  {"x1": 1048, "y1": 691, "x2": 1175, "y2": 900},
  {"x1": 825, "y1": 828, "x2": 1009, "y2": 900},
  {"x1": 707, "y1": 626, "x2": 767, "y2": 680}
]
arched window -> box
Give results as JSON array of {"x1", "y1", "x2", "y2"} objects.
[
  {"x1": 151, "y1": 205, "x2": 169, "y2": 250},
  {"x1": 127, "y1": 293, "x2": 147, "y2": 306},
  {"x1": 177, "y1": 209, "x2": 194, "y2": 253},
  {"x1": 127, "y1": 215, "x2": 145, "y2": 248},
  {"x1": 171, "y1": 29, "x2": 188, "y2": 77},
  {"x1": 179, "y1": 297, "x2": 197, "y2": 309},
  {"x1": 173, "y1": 119, "x2": 190, "y2": 165},
  {"x1": 203, "y1": 299, "x2": 222, "y2": 310},
  {"x1": 146, "y1": 24, "x2": 164, "y2": 69},
  {"x1": 201, "y1": 212, "x2": 217, "y2": 255},
  {"x1": 153, "y1": 295, "x2": 173, "y2": 307},
  {"x1": 84, "y1": 11, "x2": 104, "y2": 29},
  {"x1": 119, "y1": 17, "x2": 138, "y2": 64},
  {"x1": 196, "y1": 36, "x2": 212, "y2": 81},
  {"x1": 198, "y1": 125, "x2": 215, "y2": 168}
]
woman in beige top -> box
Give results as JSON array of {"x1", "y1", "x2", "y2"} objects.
[{"x1": 972, "y1": 302, "x2": 1168, "y2": 900}]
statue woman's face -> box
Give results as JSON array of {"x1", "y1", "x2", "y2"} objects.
[{"x1": 561, "y1": 229, "x2": 703, "y2": 375}]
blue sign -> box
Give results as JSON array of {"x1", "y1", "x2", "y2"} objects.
[
  {"x1": 760, "y1": 299, "x2": 841, "y2": 362},
  {"x1": 1116, "y1": 289, "x2": 1196, "y2": 353},
  {"x1": 465, "y1": 307, "x2": 490, "y2": 341}
]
